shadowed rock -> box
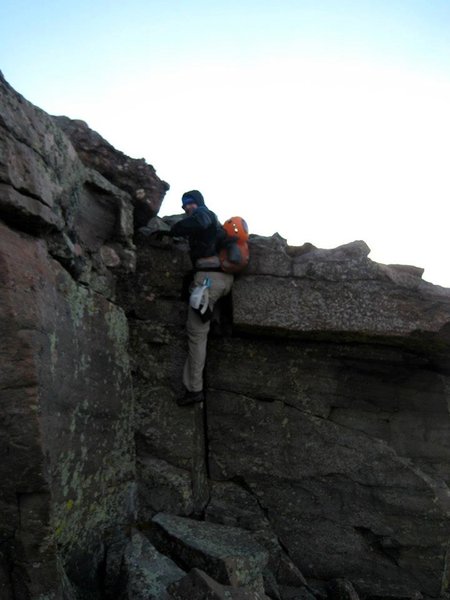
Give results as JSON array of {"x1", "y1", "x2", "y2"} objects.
[
  {"x1": 327, "y1": 579, "x2": 360, "y2": 600},
  {"x1": 151, "y1": 513, "x2": 269, "y2": 593},
  {"x1": 121, "y1": 530, "x2": 185, "y2": 600},
  {"x1": 137, "y1": 457, "x2": 194, "y2": 519},
  {"x1": 168, "y1": 568, "x2": 271, "y2": 599}
]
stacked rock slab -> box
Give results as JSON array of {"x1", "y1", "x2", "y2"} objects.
[{"x1": 151, "y1": 512, "x2": 269, "y2": 593}]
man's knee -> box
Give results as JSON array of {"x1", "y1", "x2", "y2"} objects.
[{"x1": 187, "y1": 309, "x2": 210, "y2": 336}]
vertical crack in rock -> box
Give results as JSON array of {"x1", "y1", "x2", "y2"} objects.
[{"x1": 191, "y1": 402, "x2": 210, "y2": 516}]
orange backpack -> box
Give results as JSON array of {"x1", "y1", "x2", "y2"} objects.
[{"x1": 219, "y1": 217, "x2": 250, "y2": 273}]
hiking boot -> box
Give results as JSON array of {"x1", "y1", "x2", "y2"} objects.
[{"x1": 177, "y1": 390, "x2": 204, "y2": 406}]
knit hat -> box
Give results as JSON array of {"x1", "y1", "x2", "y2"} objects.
[{"x1": 181, "y1": 190, "x2": 204, "y2": 207}]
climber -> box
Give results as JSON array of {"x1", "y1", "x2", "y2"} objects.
[{"x1": 170, "y1": 190, "x2": 234, "y2": 406}]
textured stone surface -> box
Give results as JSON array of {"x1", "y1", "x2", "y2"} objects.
[
  {"x1": 151, "y1": 513, "x2": 268, "y2": 593},
  {"x1": 234, "y1": 272, "x2": 450, "y2": 342},
  {"x1": 168, "y1": 568, "x2": 270, "y2": 599},
  {"x1": 206, "y1": 336, "x2": 450, "y2": 598},
  {"x1": 0, "y1": 79, "x2": 72, "y2": 232},
  {"x1": 54, "y1": 116, "x2": 169, "y2": 228},
  {"x1": 0, "y1": 221, "x2": 136, "y2": 597},
  {"x1": 121, "y1": 530, "x2": 185, "y2": 600},
  {"x1": 205, "y1": 481, "x2": 309, "y2": 593},
  {"x1": 137, "y1": 457, "x2": 194, "y2": 519},
  {"x1": 0, "y1": 72, "x2": 137, "y2": 598},
  {"x1": 327, "y1": 579, "x2": 360, "y2": 600},
  {"x1": 235, "y1": 236, "x2": 450, "y2": 348},
  {"x1": 0, "y1": 74, "x2": 137, "y2": 297}
]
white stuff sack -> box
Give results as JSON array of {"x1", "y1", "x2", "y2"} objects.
[{"x1": 189, "y1": 278, "x2": 211, "y2": 314}]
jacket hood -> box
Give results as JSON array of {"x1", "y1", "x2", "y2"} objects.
[{"x1": 182, "y1": 190, "x2": 205, "y2": 207}]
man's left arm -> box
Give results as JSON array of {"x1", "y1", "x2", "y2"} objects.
[{"x1": 171, "y1": 209, "x2": 213, "y2": 237}]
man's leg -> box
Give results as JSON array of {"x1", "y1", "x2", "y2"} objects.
[
  {"x1": 181, "y1": 271, "x2": 233, "y2": 402},
  {"x1": 182, "y1": 307, "x2": 210, "y2": 394}
]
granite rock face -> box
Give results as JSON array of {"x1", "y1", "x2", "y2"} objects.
[
  {"x1": 0, "y1": 72, "x2": 137, "y2": 599},
  {"x1": 235, "y1": 236, "x2": 450, "y2": 346},
  {"x1": 3, "y1": 72, "x2": 450, "y2": 600},
  {"x1": 53, "y1": 116, "x2": 169, "y2": 229}
]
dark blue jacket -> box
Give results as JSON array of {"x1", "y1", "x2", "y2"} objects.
[{"x1": 171, "y1": 205, "x2": 221, "y2": 263}]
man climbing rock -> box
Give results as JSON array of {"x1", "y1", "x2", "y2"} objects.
[{"x1": 170, "y1": 190, "x2": 234, "y2": 406}]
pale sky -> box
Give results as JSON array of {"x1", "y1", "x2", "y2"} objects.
[{"x1": 1, "y1": 1, "x2": 449, "y2": 286}]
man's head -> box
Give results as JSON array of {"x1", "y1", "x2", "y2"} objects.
[{"x1": 181, "y1": 190, "x2": 204, "y2": 214}]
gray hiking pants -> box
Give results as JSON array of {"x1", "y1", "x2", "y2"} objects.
[{"x1": 183, "y1": 270, "x2": 234, "y2": 392}]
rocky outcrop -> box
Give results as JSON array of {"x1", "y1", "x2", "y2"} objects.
[
  {"x1": 235, "y1": 236, "x2": 450, "y2": 348},
  {"x1": 2, "y1": 72, "x2": 450, "y2": 600},
  {"x1": 53, "y1": 116, "x2": 169, "y2": 229}
]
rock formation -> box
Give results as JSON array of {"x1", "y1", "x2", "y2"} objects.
[
  {"x1": 1, "y1": 72, "x2": 450, "y2": 600},
  {"x1": 53, "y1": 116, "x2": 169, "y2": 230}
]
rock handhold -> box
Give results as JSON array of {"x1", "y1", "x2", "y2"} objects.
[{"x1": 151, "y1": 513, "x2": 268, "y2": 594}]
